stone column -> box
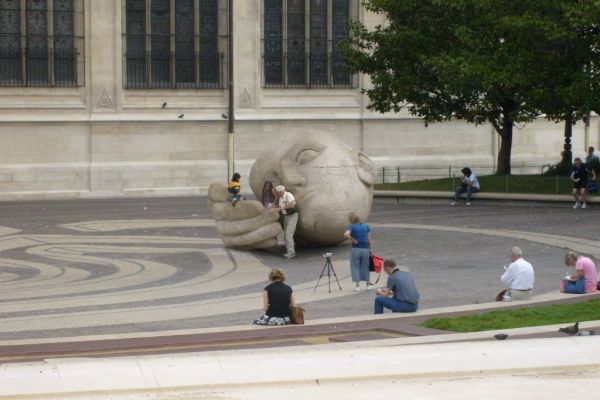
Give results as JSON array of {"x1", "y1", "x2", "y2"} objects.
[{"x1": 89, "y1": 0, "x2": 119, "y2": 113}]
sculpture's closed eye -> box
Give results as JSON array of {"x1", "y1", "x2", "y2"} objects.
[{"x1": 296, "y1": 148, "x2": 321, "y2": 165}]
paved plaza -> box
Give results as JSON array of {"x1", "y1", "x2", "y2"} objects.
[
  {"x1": 0, "y1": 196, "x2": 598, "y2": 344},
  {"x1": 1, "y1": 196, "x2": 600, "y2": 399}
]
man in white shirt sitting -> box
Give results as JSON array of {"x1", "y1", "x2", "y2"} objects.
[{"x1": 496, "y1": 246, "x2": 534, "y2": 301}]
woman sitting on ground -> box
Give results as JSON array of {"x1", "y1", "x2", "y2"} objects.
[
  {"x1": 252, "y1": 268, "x2": 296, "y2": 326},
  {"x1": 562, "y1": 251, "x2": 598, "y2": 294}
]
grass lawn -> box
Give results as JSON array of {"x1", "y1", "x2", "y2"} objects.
[
  {"x1": 376, "y1": 175, "x2": 576, "y2": 194},
  {"x1": 422, "y1": 299, "x2": 600, "y2": 332}
]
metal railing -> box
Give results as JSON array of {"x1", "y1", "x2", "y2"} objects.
[{"x1": 376, "y1": 165, "x2": 577, "y2": 194}]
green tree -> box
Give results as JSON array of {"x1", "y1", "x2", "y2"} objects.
[
  {"x1": 527, "y1": 3, "x2": 600, "y2": 170},
  {"x1": 343, "y1": 0, "x2": 600, "y2": 175}
]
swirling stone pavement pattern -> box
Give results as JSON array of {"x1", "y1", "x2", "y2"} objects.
[{"x1": 0, "y1": 196, "x2": 598, "y2": 344}]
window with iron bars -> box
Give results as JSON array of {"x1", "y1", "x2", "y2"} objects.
[
  {"x1": 263, "y1": 0, "x2": 355, "y2": 88},
  {"x1": 123, "y1": 0, "x2": 227, "y2": 89},
  {"x1": 0, "y1": 0, "x2": 84, "y2": 87}
]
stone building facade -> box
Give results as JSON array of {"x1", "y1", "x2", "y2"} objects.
[{"x1": 0, "y1": 0, "x2": 597, "y2": 200}]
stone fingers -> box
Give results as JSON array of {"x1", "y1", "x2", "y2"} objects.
[
  {"x1": 219, "y1": 222, "x2": 282, "y2": 249},
  {"x1": 215, "y1": 210, "x2": 280, "y2": 236},
  {"x1": 208, "y1": 182, "x2": 282, "y2": 249},
  {"x1": 208, "y1": 200, "x2": 266, "y2": 221}
]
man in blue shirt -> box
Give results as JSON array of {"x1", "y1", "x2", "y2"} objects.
[{"x1": 374, "y1": 259, "x2": 419, "y2": 313}]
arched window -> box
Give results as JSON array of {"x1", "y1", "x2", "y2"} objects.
[
  {"x1": 263, "y1": 0, "x2": 354, "y2": 88},
  {"x1": 0, "y1": 0, "x2": 84, "y2": 87},
  {"x1": 123, "y1": 0, "x2": 226, "y2": 89}
]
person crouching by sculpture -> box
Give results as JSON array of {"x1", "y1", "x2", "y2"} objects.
[
  {"x1": 343, "y1": 212, "x2": 373, "y2": 292},
  {"x1": 252, "y1": 268, "x2": 296, "y2": 326},
  {"x1": 374, "y1": 259, "x2": 419, "y2": 314},
  {"x1": 228, "y1": 172, "x2": 245, "y2": 206},
  {"x1": 275, "y1": 185, "x2": 298, "y2": 259}
]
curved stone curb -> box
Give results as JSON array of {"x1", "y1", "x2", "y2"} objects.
[{"x1": 1, "y1": 336, "x2": 599, "y2": 399}]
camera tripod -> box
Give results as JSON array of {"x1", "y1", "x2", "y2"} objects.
[{"x1": 314, "y1": 256, "x2": 342, "y2": 293}]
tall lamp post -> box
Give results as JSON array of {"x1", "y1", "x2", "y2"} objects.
[{"x1": 227, "y1": 0, "x2": 235, "y2": 179}]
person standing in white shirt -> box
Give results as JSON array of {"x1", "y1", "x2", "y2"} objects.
[
  {"x1": 275, "y1": 185, "x2": 298, "y2": 259},
  {"x1": 497, "y1": 246, "x2": 534, "y2": 301}
]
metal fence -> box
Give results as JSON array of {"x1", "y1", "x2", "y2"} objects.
[
  {"x1": 376, "y1": 165, "x2": 576, "y2": 194},
  {"x1": 378, "y1": 165, "x2": 495, "y2": 184}
]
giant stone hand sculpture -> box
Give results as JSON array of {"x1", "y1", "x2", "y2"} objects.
[
  {"x1": 250, "y1": 133, "x2": 376, "y2": 246},
  {"x1": 209, "y1": 133, "x2": 376, "y2": 249},
  {"x1": 207, "y1": 182, "x2": 282, "y2": 250}
]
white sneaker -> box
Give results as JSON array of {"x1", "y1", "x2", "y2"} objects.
[
  {"x1": 283, "y1": 253, "x2": 296, "y2": 259},
  {"x1": 582, "y1": 203, "x2": 587, "y2": 209},
  {"x1": 450, "y1": 201, "x2": 457, "y2": 206},
  {"x1": 573, "y1": 202, "x2": 581, "y2": 209},
  {"x1": 465, "y1": 202, "x2": 471, "y2": 206},
  {"x1": 354, "y1": 286, "x2": 361, "y2": 292}
]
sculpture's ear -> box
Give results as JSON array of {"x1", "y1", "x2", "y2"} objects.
[{"x1": 357, "y1": 151, "x2": 376, "y2": 186}]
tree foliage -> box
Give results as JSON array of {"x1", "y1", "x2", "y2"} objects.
[{"x1": 343, "y1": 0, "x2": 600, "y2": 175}]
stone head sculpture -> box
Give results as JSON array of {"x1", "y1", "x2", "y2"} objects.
[{"x1": 249, "y1": 133, "x2": 376, "y2": 245}]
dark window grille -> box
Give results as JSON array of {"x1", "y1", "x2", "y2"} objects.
[
  {"x1": 0, "y1": 0, "x2": 82, "y2": 87},
  {"x1": 124, "y1": 0, "x2": 225, "y2": 89},
  {"x1": 0, "y1": 0, "x2": 22, "y2": 85},
  {"x1": 175, "y1": 0, "x2": 195, "y2": 87},
  {"x1": 287, "y1": 0, "x2": 305, "y2": 86},
  {"x1": 263, "y1": 0, "x2": 353, "y2": 88},
  {"x1": 54, "y1": 0, "x2": 76, "y2": 86},
  {"x1": 264, "y1": 0, "x2": 282, "y2": 85},
  {"x1": 199, "y1": 0, "x2": 219, "y2": 85},
  {"x1": 309, "y1": 0, "x2": 327, "y2": 86},
  {"x1": 332, "y1": 0, "x2": 350, "y2": 86}
]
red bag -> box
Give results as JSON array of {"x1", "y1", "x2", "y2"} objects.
[{"x1": 369, "y1": 254, "x2": 384, "y2": 273}]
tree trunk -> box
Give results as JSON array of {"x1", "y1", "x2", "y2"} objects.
[
  {"x1": 560, "y1": 115, "x2": 573, "y2": 167},
  {"x1": 495, "y1": 115, "x2": 513, "y2": 175}
]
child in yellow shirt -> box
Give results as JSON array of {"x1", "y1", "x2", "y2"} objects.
[{"x1": 228, "y1": 172, "x2": 244, "y2": 206}]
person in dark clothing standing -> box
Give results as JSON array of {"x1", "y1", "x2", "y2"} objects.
[
  {"x1": 252, "y1": 268, "x2": 296, "y2": 326},
  {"x1": 571, "y1": 157, "x2": 596, "y2": 209}
]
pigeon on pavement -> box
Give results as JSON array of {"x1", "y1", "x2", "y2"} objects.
[{"x1": 558, "y1": 322, "x2": 579, "y2": 335}]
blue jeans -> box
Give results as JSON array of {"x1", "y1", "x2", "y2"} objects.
[
  {"x1": 453, "y1": 185, "x2": 479, "y2": 202},
  {"x1": 374, "y1": 296, "x2": 418, "y2": 314},
  {"x1": 563, "y1": 277, "x2": 586, "y2": 294},
  {"x1": 350, "y1": 247, "x2": 370, "y2": 282}
]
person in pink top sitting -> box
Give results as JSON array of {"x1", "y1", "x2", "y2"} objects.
[{"x1": 562, "y1": 251, "x2": 598, "y2": 294}]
